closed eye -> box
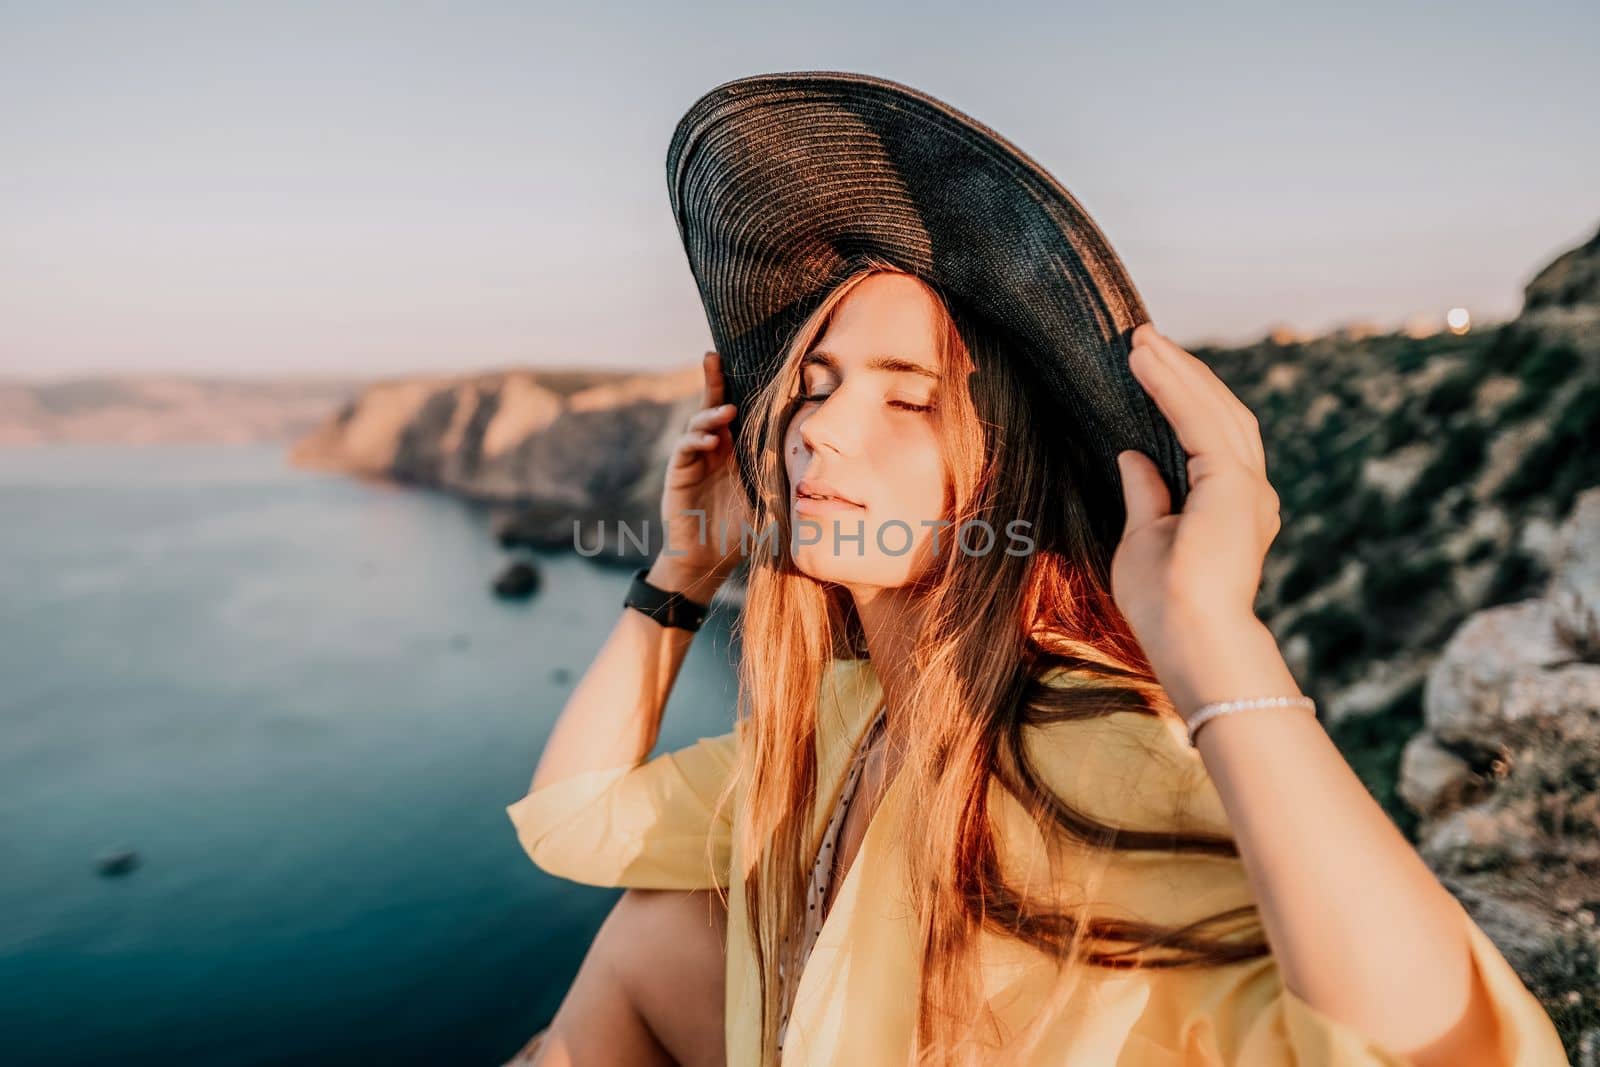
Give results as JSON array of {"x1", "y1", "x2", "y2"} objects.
[{"x1": 796, "y1": 393, "x2": 935, "y2": 413}]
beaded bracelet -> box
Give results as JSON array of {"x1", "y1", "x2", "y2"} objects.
[{"x1": 1186, "y1": 695, "x2": 1317, "y2": 748}]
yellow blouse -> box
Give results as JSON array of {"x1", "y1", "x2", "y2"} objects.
[{"x1": 505, "y1": 658, "x2": 1567, "y2": 1065}]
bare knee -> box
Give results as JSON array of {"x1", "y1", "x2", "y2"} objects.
[
  {"x1": 605, "y1": 888, "x2": 727, "y2": 1002},
  {"x1": 538, "y1": 889, "x2": 728, "y2": 1067},
  {"x1": 606, "y1": 889, "x2": 729, "y2": 1067}
]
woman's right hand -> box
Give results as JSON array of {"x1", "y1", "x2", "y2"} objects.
[{"x1": 652, "y1": 351, "x2": 744, "y2": 601}]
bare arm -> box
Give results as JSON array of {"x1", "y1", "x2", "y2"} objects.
[
  {"x1": 527, "y1": 560, "x2": 723, "y2": 792},
  {"x1": 1113, "y1": 324, "x2": 1509, "y2": 1064},
  {"x1": 1168, "y1": 615, "x2": 1501, "y2": 1066}
]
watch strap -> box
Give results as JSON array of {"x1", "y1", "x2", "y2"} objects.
[{"x1": 623, "y1": 566, "x2": 710, "y2": 632}]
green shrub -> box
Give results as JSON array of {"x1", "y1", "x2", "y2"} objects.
[
  {"x1": 1499, "y1": 383, "x2": 1545, "y2": 423},
  {"x1": 1289, "y1": 475, "x2": 1335, "y2": 516},
  {"x1": 1310, "y1": 405, "x2": 1349, "y2": 441},
  {"x1": 1413, "y1": 423, "x2": 1489, "y2": 502},
  {"x1": 1482, "y1": 549, "x2": 1550, "y2": 607},
  {"x1": 1384, "y1": 491, "x2": 1434, "y2": 536},
  {"x1": 1494, "y1": 380, "x2": 1600, "y2": 513},
  {"x1": 1361, "y1": 549, "x2": 1453, "y2": 607},
  {"x1": 1464, "y1": 537, "x2": 1497, "y2": 565},
  {"x1": 1423, "y1": 368, "x2": 1480, "y2": 419},
  {"x1": 1349, "y1": 487, "x2": 1397, "y2": 542},
  {"x1": 1482, "y1": 322, "x2": 1541, "y2": 369},
  {"x1": 1391, "y1": 338, "x2": 1436, "y2": 374},
  {"x1": 1500, "y1": 341, "x2": 1580, "y2": 422},
  {"x1": 1299, "y1": 487, "x2": 1391, "y2": 562},
  {"x1": 1518, "y1": 341, "x2": 1578, "y2": 392},
  {"x1": 1290, "y1": 604, "x2": 1370, "y2": 680},
  {"x1": 1290, "y1": 457, "x2": 1361, "y2": 515},
  {"x1": 1375, "y1": 401, "x2": 1420, "y2": 453},
  {"x1": 1277, "y1": 554, "x2": 1328, "y2": 604}
]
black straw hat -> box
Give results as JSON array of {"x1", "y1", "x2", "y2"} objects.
[{"x1": 665, "y1": 70, "x2": 1189, "y2": 544}]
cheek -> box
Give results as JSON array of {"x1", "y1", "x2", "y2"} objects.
[
  {"x1": 879, "y1": 428, "x2": 948, "y2": 521},
  {"x1": 782, "y1": 420, "x2": 805, "y2": 473}
]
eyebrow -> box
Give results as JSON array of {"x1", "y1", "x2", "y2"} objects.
[{"x1": 800, "y1": 349, "x2": 939, "y2": 381}]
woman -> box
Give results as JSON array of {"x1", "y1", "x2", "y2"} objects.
[{"x1": 506, "y1": 75, "x2": 1566, "y2": 1067}]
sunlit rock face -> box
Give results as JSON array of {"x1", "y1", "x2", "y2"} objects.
[
  {"x1": 1397, "y1": 488, "x2": 1600, "y2": 1051},
  {"x1": 290, "y1": 364, "x2": 706, "y2": 564}
]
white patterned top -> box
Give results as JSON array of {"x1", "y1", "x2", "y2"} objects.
[{"x1": 777, "y1": 700, "x2": 890, "y2": 1053}]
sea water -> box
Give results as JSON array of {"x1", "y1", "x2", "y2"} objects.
[{"x1": 0, "y1": 443, "x2": 740, "y2": 1066}]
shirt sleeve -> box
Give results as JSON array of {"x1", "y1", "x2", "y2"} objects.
[
  {"x1": 504, "y1": 723, "x2": 742, "y2": 891},
  {"x1": 1168, "y1": 873, "x2": 1568, "y2": 1066}
]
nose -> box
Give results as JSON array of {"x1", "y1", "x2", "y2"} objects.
[{"x1": 796, "y1": 390, "x2": 861, "y2": 459}]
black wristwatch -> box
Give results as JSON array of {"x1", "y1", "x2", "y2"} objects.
[{"x1": 623, "y1": 566, "x2": 711, "y2": 632}]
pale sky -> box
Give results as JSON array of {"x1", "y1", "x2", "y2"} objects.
[{"x1": 2, "y1": 0, "x2": 1596, "y2": 381}]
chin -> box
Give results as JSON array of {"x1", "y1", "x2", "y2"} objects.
[
  {"x1": 791, "y1": 547, "x2": 867, "y2": 586},
  {"x1": 790, "y1": 546, "x2": 847, "y2": 582},
  {"x1": 792, "y1": 549, "x2": 920, "y2": 592}
]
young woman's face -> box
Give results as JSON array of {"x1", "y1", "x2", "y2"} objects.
[{"x1": 783, "y1": 273, "x2": 951, "y2": 589}]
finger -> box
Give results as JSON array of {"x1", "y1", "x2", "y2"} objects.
[
  {"x1": 1117, "y1": 449, "x2": 1171, "y2": 532},
  {"x1": 687, "y1": 403, "x2": 736, "y2": 432},
  {"x1": 1135, "y1": 326, "x2": 1253, "y2": 468},
  {"x1": 1165, "y1": 339, "x2": 1262, "y2": 475},
  {"x1": 671, "y1": 429, "x2": 720, "y2": 468},
  {"x1": 702, "y1": 351, "x2": 725, "y2": 409},
  {"x1": 1135, "y1": 325, "x2": 1264, "y2": 474},
  {"x1": 1127, "y1": 342, "x2": 1238, "y2": 468}
]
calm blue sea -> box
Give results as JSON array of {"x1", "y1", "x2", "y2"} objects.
[{"x1": 0, "y1": 444, "x2": 741, "y2": 1067}]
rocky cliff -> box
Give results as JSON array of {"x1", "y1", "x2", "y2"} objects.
[
  {"x1": 1396, "y1": 488, "x2": 1599, "y2": 1054},
  {"x1": 289, "y1": 364, "x2": 706, "y2": 564}
]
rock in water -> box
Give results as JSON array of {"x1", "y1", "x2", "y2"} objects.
[
  {"x1": 96, "y1": 849, "x2": 140, "y2": 878},
  {"x1": 492, "y1": 560, "x2": 541, "y2": 600}
]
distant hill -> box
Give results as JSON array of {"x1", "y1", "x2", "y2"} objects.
[{"x1": 0, "y1": 375, "x2": 371, "y2": 446}]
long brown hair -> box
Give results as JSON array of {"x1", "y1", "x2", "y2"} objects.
[{"x1": 717, "y1": 256, "x2": 1270, "y2": 1066}]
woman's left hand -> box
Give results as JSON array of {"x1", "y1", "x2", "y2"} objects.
[{"x1": 1109, "y1": 323, "x2": 1282, "y2": 656}]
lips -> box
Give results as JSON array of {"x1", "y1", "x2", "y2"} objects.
[{"x1": 795, "y1": 477, "x2": 865, "y2": 508}]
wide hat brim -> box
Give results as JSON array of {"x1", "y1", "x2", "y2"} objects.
[{"x1": 665, "y1": 70, "x2": 1189, "y2": 552}]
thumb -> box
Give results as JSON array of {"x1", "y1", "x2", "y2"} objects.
[{"x1": 1117, "y1": 450, "x2": 1171, "y2": 535}]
